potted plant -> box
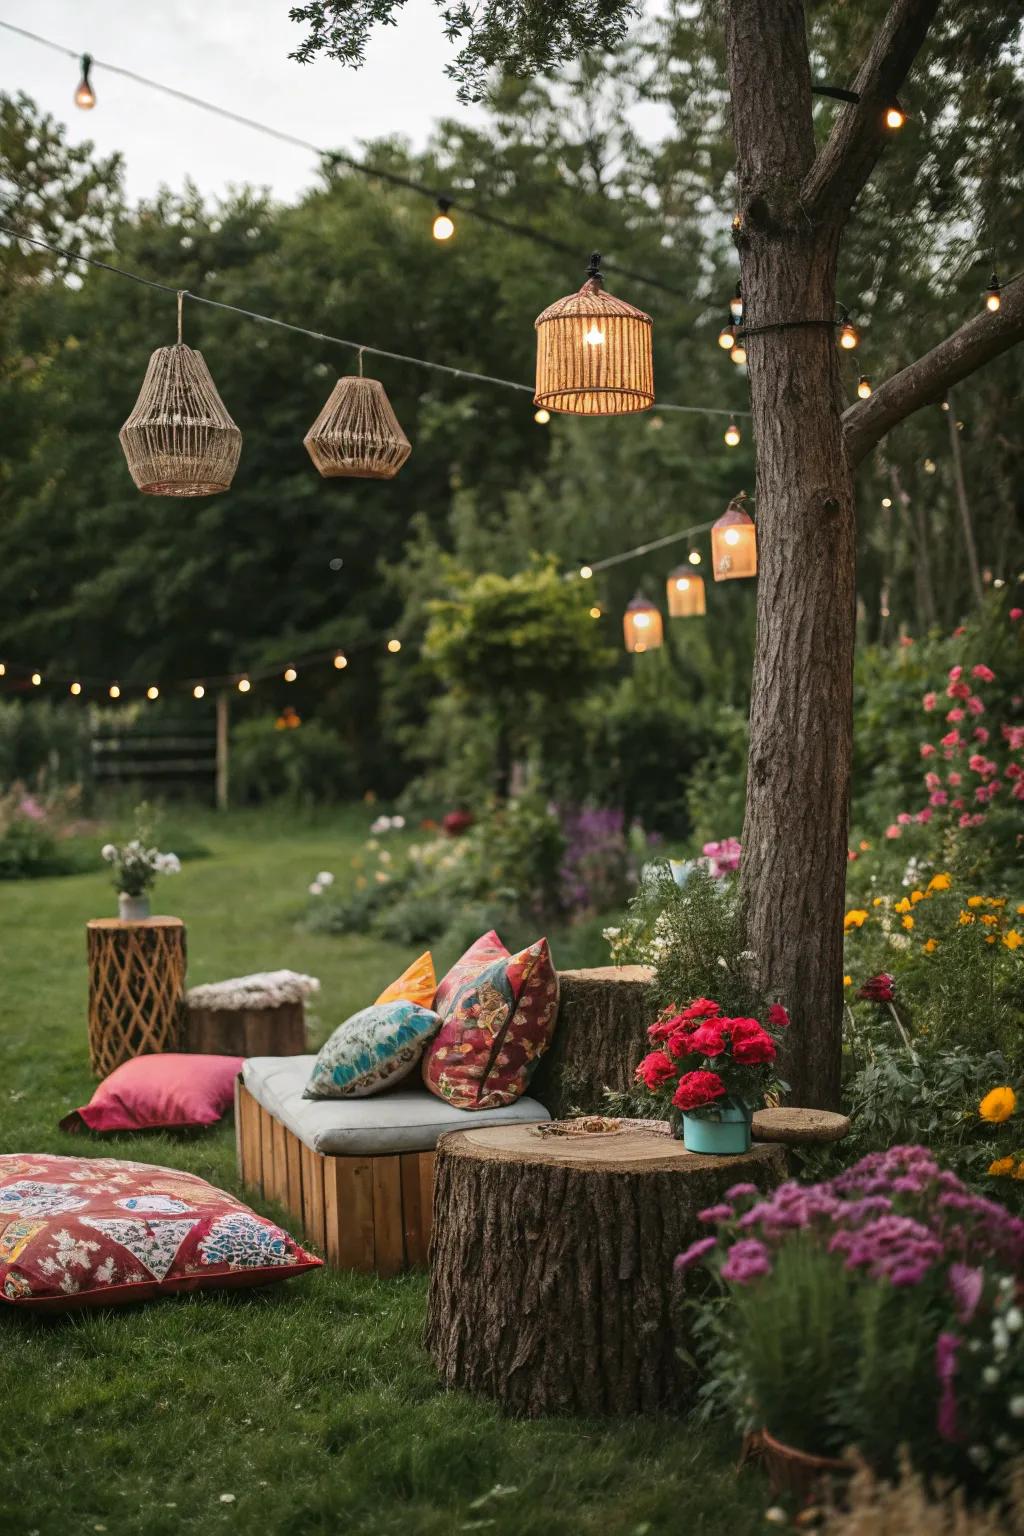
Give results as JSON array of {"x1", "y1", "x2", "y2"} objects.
[
  {"x1": 101, "y1": 830, "x2": 181, "y2": 920},
  {"x1": 634, "y1": 997, "x2": 789, "y2": 1153}
]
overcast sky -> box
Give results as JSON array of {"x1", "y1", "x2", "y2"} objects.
[{"x1": 1, "y1": 0, "x2": 489, "y2": 205}]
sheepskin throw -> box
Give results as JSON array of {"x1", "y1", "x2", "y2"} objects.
[{"x1": 186, "y1": 970, "x2": 320, "y2": 1012}]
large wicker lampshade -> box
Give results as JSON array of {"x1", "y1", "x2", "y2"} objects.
[
  {"x1": 712, "y1": 496, "x2": 758, "y2": 582},
  {"x1": 623, "y1": 593, "x2": 664, "y2": 654},
  {"x1": 535, "y1": 253, "x2": 654, "y2": 416},
  {"x1": 120, "y1": 343, "x2": 241, "y2": 496},
  {"x1": 666, "y1": 566, "x2": 706, "y2": 617},
  {"x1": 304, "y1": 374, "x2": 411, "y2": 480}
]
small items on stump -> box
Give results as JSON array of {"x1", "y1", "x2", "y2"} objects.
[
  {"x1": 86, "y1": 917, "x2": 187, "y2": 1078},
  {"x1": 425, "y1": 1121, "x2": 785, "y2": 1417},
  {"x1": 530, "y1": 965, "x2": 655, "y2": 1117},
  {"x1": 183, "y1": 970, "x2": 317, "y2": 1055},
  {"x1": 752, "y1": 1108, "x2": 851, "y2": 1145}
]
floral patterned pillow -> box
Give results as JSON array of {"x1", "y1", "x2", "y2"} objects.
[
  {"x1": 304, "y1": 1000, "x2": 442, "y2": 1099},
  {"x1": 422, "y1": 937, "x2": 560, "y2": 1110},
  {"x1": 0, "y1": 1153, "x2": 320, "y2": 1312}
]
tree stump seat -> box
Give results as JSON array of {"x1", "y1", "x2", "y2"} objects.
[
  {"x1": 425, "y1": 1120, "x2": 786, "y2": 1417},
  {"x1": 752, "y1": 1107, "x2": 851, "y2": 1144},
  {"x1": 533, "y1": 965, "x2": 656, "y2": 1117},
  {"x1": 183, "y1": 969, "x2": 317, "y2": 1056}
]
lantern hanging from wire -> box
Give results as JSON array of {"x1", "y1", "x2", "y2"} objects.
[
  {"x1": 666, "y1": 566, "x2": 706, "y2": 617},
  {"x1": 623, "y1": 593, "x2": 664, "y2": 653},
  {"x1": 712, "y1": 494, "x2": 758, "y2": 582},
  {"x1": 119, "y1": 292, "x2": 242, "y2": 496},
  {"x1": 304, "y1": 353, "x2": 411, "y2": 480},
  {"x1": 534, "y1": 253, "x2": 654, "y2": 416}
]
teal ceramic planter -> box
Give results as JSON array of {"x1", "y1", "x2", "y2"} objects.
[{"x1": 680, "y1": 1103, "x2": 752, "y2": 1155}]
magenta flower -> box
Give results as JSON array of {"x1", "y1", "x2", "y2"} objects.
[
  {"x1": 674, "y1": 1236, "x2": 717, "y2": 1274},
  {"x1": 971, "y1": 664, "x2": 995, "y2": 682},
  {"x1": 721, "y1": 1238, "x2": 772, "y2": 1285},
  {"x1": 936, "y1": 1332, "x2": 960, "y2": 1442}
]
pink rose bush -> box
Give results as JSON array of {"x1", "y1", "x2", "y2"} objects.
[{"x1": 636, "y1": 996, "x2": 788, "y2": 1119}]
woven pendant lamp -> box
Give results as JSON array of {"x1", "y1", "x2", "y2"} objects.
[
  {"x1": 304, "y1": 356, "x2": 411, "y2": 480},
  {"x1": 534, "y1": 253, "x2": 654, "y2": 416},
  {"x1": 712, "y1": 494, "x2": 758, "y2": 582},
  {"x1": 623, "y1": 593, "x2": 663, "y2": 654},
  {"x1": 666, "y1": 566, "x2": 706, "y2": 617},
  {"x1": 120, "y1": 293, "x2": 241, "y2": 496}
]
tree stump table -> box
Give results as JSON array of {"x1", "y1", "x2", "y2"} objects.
[
  {"x1": 425, "y1": 1121, "x2": 786, "y2": 1417},
  {"x1": 86, "y1": 917, "x2": 187, "y2": 1077},
  {"x1": 531, "y1": 965, "x2": 656, "y2": 1117}
]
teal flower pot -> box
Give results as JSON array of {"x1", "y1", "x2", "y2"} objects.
[{"x1": 680, "y1": 1103, "x2": 752, "y2": 1155}]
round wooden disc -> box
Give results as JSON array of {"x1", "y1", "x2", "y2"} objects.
[
  {"x1": 752, "y1": 1107, "x2": 851, "y2": 1144},
  {"x1": 443, "y1": 1121, "x2": 783, "y2": 1174}
]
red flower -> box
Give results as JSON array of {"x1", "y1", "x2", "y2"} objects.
[
  {"x1": 635, "y1": 1051, "x2": 677, "y2": 1092},
  {"x1": 687, "y1": 1021, "x2": 728, "y2": 1058},
  {"x1": 442, "y1": 809, "x2": 475, "y2": 836},
  {"x1": 729, "y1": 1019, "x2": 777, "y2": 1065},
  {"x1": 672, "y1": 1070, "x2": 726, "y2": 1112},
  {"x1": 767, "y1": 1004, "x2": 790, "y2": 1029},
  {"x1": 858, "y1": 972, "x2": 895, "y2": 1004},
  {"x1": 680, "y1": 998, "x2": 722, "y2": 1021}
]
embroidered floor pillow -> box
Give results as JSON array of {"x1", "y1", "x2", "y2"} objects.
[
  {"x1": 304, "y1": 1000, "x2": 442, "y2": 1099},
  {"x1": 0, "y1": 1153, "x2": 320, "y2": 1311},
  {"x1": 375, "y1": 951, "x2": 437, "y2": 1009},
  {"x1": 59, "y1": 1053, "x2": 244, "y2": 1135},
  {"x1": 432, "y1": 930, "x2": 510, "y2": 1017},
  {"x1": 422, "y1": 936, "x2": 560, "y2": 1110}
]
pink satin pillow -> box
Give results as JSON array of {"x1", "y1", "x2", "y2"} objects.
[{"x1": 60, "y1": 1054, "x2": 244, "y2": 1134}]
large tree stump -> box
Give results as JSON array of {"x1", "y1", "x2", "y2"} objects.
[
  {"x1": 531, "y1": 965, "x2": 655, "y2": 1117},
  {"x1": 86, "y1": 917, "x2": 186, "y2": 1077},
  {"x1": 425, "y1": 1122, "x2": 785, "y2": 1417}
]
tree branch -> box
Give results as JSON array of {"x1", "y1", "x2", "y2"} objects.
[
  {"x1": 843, "y1": 276, "x2": 1024, "y2": 466},
  {"x1": 801, "y1": 0, "x2": 940, "y2": 220}
]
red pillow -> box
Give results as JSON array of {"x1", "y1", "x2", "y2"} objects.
[
  {"x1": 423, "y1": 935, "x2": 559, "y2": 1110},
  {"x1": 0, "y1": 1153, "x2": 320, "y2": 1311},
  {"x1": 59, "y1": 1054, "x2": 244, "y2": 1134}
]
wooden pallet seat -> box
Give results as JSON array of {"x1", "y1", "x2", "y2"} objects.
[{"x1": 235, "y1": 1055, "x2": 550, "y2": 1275}]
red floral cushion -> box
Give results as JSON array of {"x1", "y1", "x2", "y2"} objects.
[
  {"x1": 422, "y1": 935, "x2": 559, "y2": 1110},
  {"x1": 0, "y1": 1153, "x2": 320, "y2": 1311}
]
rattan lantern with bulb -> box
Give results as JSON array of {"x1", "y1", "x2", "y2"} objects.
[
  {"x1": 712, "y1": 495, "x2": 758, "y2": 582},
  {"x1": 623, "y1": 593, "x2": 663, "y2": 654},
  {"x1": 666, "y1": 566, "x2": 706, "y2": 617},
  {"x1": 304, "y1": 361, "x2": 412, "y2": 480},
  {"x1": 534, "y1": 253, "x2": 653, "y2": 416},
  {"x1": 120, "y1": 294, "x2": 241, "y2": 496}
]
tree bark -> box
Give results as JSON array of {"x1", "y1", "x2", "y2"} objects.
[
  {"x1": 945, "y1": 386, "x2": 985, "y2": 608},
  {"x1": 530, "y1": 965, "x2": 655, "y2": 1117},
  {"x1": 425, "y1": 1124, "x2": 786, "y2": 1416}
]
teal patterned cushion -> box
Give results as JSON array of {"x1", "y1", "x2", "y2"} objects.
[{"x1": 304, "y1": 1001, "x2": 442, "y2": 1100}]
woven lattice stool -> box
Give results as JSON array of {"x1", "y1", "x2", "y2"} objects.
[{"x1": 86, "y1": 917, "x2": 187, "y2": 1077}]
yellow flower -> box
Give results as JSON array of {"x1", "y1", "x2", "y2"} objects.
[
  {"x1": 1017, "y1": 904, "x2": 1024, "y2": 917},
  {"x1": 959, "y1": 911, "x2": 975, "y2": 926},
  {"x1": 1004, "y1": 930, "x2": 1023, "y2": 951},
  {"x1": 843, "y1": 975, "x2": 852, "y2": 987},
  {"x1": 980, "y1": 914, "x2": 999, "y2": 927},
  {"x1": 911, "y1": 890, "x2": 926, "y2": 905},
  {"x1": 967, "y1": 896, "x2": 985, "y2": 909},
  {"x1": 923, "y1": 938, "x2": 939, "y2": 954},
  {"x1": 902, "y1": 914, "x2": 915, "y2": 931},
  {"x1": 928, "y1": 873, "x2": 952, "y2": 893},
  {"x1": 980, "y1": 1087, "x2": 1017, "y2": 1125},
  {"x1": 844, "y1": 909, "x2": 868, "y2": 930},
  {"x1": 986, "y1": 935, "x2": 997, "y2": 945},
  {"x1": 988, "y1": 898, "x2": 1007, "y2": 909},
  {"x1": 872, "y1": 897, "x2": 886, "y2": 907},
  {"x1": 1014, "y1": 1164, "x2": 1024, "y2": 1182},
  {"x1": 989, "y1": 1156, "x2": 1016, "y2": 1177},
  {"x1": 859, "y1": 840, "x2": 871, "y2": 851},
  {"x1": 894, "y1": 897, "x2": 912, "y2": 915}
]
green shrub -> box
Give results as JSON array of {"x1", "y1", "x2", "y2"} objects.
[{"x1": 231, "y1": 717, "x2": 354, "y2": 805}]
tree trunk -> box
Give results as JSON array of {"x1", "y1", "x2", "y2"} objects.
[{"x1": 530, "y1": 965, "x2": 655, "y2": 1117}]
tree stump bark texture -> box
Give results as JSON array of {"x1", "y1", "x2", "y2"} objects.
[{"x1": 531, "y1": 966, "x2": 655, "y2": 1117}]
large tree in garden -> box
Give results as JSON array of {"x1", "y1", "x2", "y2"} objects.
[{"x1": 292, "y1": 0, "x2": 1024, "y2": 1105}]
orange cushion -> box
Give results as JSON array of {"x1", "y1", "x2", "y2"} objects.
[{"x1": 375, "y1": 951, "x2": 437, "y2": 1009}]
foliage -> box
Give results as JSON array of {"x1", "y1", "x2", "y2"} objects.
[
  {"x1": 0, "y1": 699, "x2": 91, "y2": 789},
  {"x1": 231, "y1": 716, "x2": 354, "y2": 805},
  {"x1": 0, "y1": 780, "x2": 87, "y2": 879}
]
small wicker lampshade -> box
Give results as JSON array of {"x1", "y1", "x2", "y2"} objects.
[
  {"x1": 712, "y1": 496, "x2": 758, "y2": 582},
  {"x1": 535, "y1": 253, "x2": 654, "y2": 416},
  {"x1": 623, "y1": 593, "x2": 664, "y2": 654},
  {"x1": 666, "y1": 566, "x2": 707, "y2": 617},
  {"x1": 304, "y1": 375, "x2": 411, "y2": 480},
  {"x1": 120, "y1": 344, "x2": 242, "y2": 496}
]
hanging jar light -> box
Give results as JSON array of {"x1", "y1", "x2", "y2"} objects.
[
  {"x1": 724, "y1": 415, "x2": 741, "y2": 447},
  {"x1": 534, "y1": 253, "x2": 654, "y2": 416},
  {"x1": 711, "y1": 494, "x2": 758, "y2": 582},
  {"x1": 837, "y1": 307, "x2": 860, "y2": 350},
  {"x1": 666, "y1": 566, "x2": 706, "y2": 618},
  {"x1": 623, "y1": 593, "x2": 664, "y2": 654},
  {"x1": 856, "y1": 375, "x2": 872, "y2": 399},
  {"x1": 984, "y1": 273, "x2": 1001, "y2": 313},
  {"x1": 74, "y1": 54, "x2": 96, "y2": 110},
  {"x1": 304, "y1": 351, "x2": 411, "y2": 479},
  {"x1": 432, "y1": 198, "x2": 455, "y2": 241},
  {"x1": 120, "y1": 292, "x2": 242, "y2": 496}
]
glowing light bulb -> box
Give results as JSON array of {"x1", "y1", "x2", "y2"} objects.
[
  {"x1": 985, "y1": 273, "x2": 1001, "y2": 312},
  {"x1": 724, "y1": 528, "x2": 741, "y2": 546},
  {"x1": 634, "y1": 612, "x2": 651, "y2": 630},
  {"x1": 31, "y1": 672, "x2": 42, "y2": 686},
  {"x1": 583, "y1": 324, "x2": 605, "y2": 346},
  {"x1": 676, "y1": 578, "x2": 690, "y2": 592},
  {"x1": 884, "y1": 104, "x2": 906, "y2": 131},
  {"x1": 579, "y1": 564, "x2": 593, "y2": 580},
  {"x1": 923, "y1": 458, "x2": 937, "y2": 474},
  {"x1": 881, "y1": 496, "x2": 892, "y2": 509},
  {"x1": 284, "y1": 667, "x2": 297, "y2": 682},
  {"x1": 238, "y1": 677, "x2": 251, "y2": 693},
  {"x1": 724, "y1": 420, "x2": 741, "y2": 447},
  {"x1": 688, "y1": 550, "x2": 701, "y2": 566},
  {"x1": 940, "y1": 400, "x2": 950, "y2": 411},
  {"x1": 109, "y1": 684, "x2": 121, "y2": 699},
  {"x1": 146, "y1": 685, "x2": 159, "y2": 700},
  {"x1": 589, "y1": 606, "x2": 602, "y2": 619},
  {"x1": 534, "y1": 408, "x2": 551, "y2": 425},
  {"x1": 730, "y1": 342, "x2": 747, "y2": 366},
  {"x1": 432, "y1": 200, "x2": 454, "y2": 241},
  {"x1": 333, "y1": 652, "x2": 348, "y2": 670},
  {"x1": 387, "y1": 639, "x2": 402, "y2": 653},
  {"x1": 729, "y1": 287, "x2": 743, "y2": 323},
  {"x1": 70, "y1": 682, "x2": 82, "y2": 696},
  {"x1": 193, "y1": 684, "x2": 205, "y2": 699},
  {"x1": 0, "y1": 662, "x2": 5, "y2": 676},
  {"x1": 717, "y1": 324, "x2": 735, "y2": 350},
  {"x1": 74, "y1": 56, "x2": 95, "y2": 110},
  {"x1": 857, "y1": 376, "x2": 872, "y2": 399},
  {"x1": 838, "y1": 322, "x2": 859, "y2": 350}
]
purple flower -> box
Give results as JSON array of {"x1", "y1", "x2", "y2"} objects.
[
  {"x1": 698, "y1": 1204, "x2": 733, "y2": 1224},
  {"x1": 674, "y1": 1237, "x2": 717, "y2": 1274},
  {"x1": 720, "y1": 1238, "x2": 772, "y2": 1286},
  {"x1": 725, "y1": 1182, "x2": 758, "y2": 1201},
  {"x1": 936, "y1": 1332, "x2": 960, "y2": 1441},
  {"x1": 948, "y1": 1263, "x2": 984, "y2": 1324}
]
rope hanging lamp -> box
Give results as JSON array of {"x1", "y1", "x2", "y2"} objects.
[
  {"x1": 534, "y1": 252, "x2": 654, "y2": 416},
  {"x1": 666, "y1": 565, "x2": 706, "y2": 617},
  {"x1": 711, "y1": 493, "x2": 758, "y2": 582},
  {"x1": 119, "y1": 292, "x2": 242, "y2": 496},
  {"x1": 303, "y1": 351, "x2": 412, "y2": 480}
]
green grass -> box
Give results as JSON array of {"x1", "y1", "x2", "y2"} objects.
[{"x1": 0, "y1": 806, "x2": 767, "y2": 1535}]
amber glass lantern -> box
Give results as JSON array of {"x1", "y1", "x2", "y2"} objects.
[
  {"x1": 666, "y1": 566, "x2": 706, "y2": 617},
  {"x1": 534, "y1": 253, "x2": 654, "y2": 416},
  {"x1": 711, "y1": 496, "x2": 758, "y2": 582},
  {"x1": 623, "y1": 593, "x2": 664, "y2": 653}
]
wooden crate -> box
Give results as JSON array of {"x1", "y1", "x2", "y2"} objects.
[{"x1": 235, "y1": 1079, "x2": 434, "y2": 1276}]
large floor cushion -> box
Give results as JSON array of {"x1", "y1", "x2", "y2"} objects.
[{"x1": 242, "y1": 1056, "x2": 549, "y2": 1156}]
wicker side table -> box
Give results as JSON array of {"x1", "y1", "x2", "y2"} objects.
[{"x1": 86, "y1": 917, "x2": 187, "y2": 1077}]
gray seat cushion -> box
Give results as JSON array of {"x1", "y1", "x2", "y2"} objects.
[{"x1": 242, "y1": 1056, "x2": 550, "y2": 1156}]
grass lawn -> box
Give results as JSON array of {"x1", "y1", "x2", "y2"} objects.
[{"x1": 0, "y1": 806, "x2": 768, "y2": 1535}]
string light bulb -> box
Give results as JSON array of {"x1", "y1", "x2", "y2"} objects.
[
  {"x1": 31, "y1": 672, "x2": 42, "y2": 686},
  {"x1": 70, "y1": 681, "x2": 82, "y2": 696},
  {"x1": 432, "y1": 198, "x2": 454, "y2": 241},
  {"x1": 724, "y1": 417, "x2": 741, "y2": 447},
  {"x1": 729, "y1": 285, "x2": 743, "y2": 324},
  {"x1": 109, "y1": 683, "x2": 121, "y2": 699},
  {"x1": 881, "y1": 496, "x2": 892, "y2": 508},
  {"x1": 0, "y1": 662, "x2": 5, "y2": 676},
  {"x1": 333, "y1": 652, "x2": 348, "y2": 670},
  {"x1": 717, "y1": 322, "x2": 735, "y2": 350},
  {"x1": 238, "y1": 677, "x2": 251, "y2": 693},
  {"x1": 284, "y1": 666, "x2": 297, "y2": 682},
  {"x1": 193, "y1": 684, "x2": 205, "y2": 699},
  {"x1": 730, "y1": 341, "x2": 747, "y2": 367},
  {"x1": 74, "y1": 54, "x2": 96, "y2": 110},
  {"x1": 688, "y1": 550, "x2": 702, "y2": 566},
  {"x1": 838, "y1": 319, "x2": 859, "y2": 350},
  {"x1": 146, "y1": 685, "x2": 159, "y2": 700},
  {"x1": 534, "y1": 408, "x2": 550, "y2": 425},
  {"x1": 589, "y1": 606, "x2": 602, "y2": 619},
  {"x1": 923, "y1": 458, "x2": 937, "y2": 474},
  {"x1": 583, "y1": 323, "x2": 605, "y2": 346},
  {"x1": 856, "y1": 375, "x2": 872, "y2": 399},
  {"x1": 883, "y1": 102, "x2": 906, "y2": 131},
  {"x1": 985, "y1": 273, "x2": 1001, "y2": 313},
  {"x1": 387, "y1": 638, "x2": 402, "y2": 653},
  {"x1": 579, "y1": 564, "x2": 594, "y2": 580}
]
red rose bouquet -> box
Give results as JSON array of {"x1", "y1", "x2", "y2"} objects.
[{"x1": 635, "y1": 996, "x2": 789, "y2": 1122}]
